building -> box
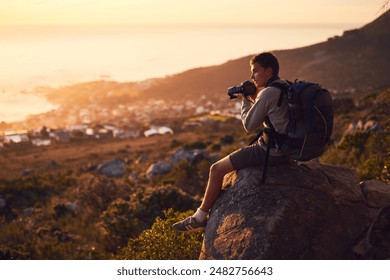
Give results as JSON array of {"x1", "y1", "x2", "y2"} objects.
[{"x1": 3, "y1": 130, "x2": 30, "y2": 146}]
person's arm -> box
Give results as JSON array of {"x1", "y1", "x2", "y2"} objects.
[{"x1": 241, "y1": 89, "x2": 270, "y2": 133}]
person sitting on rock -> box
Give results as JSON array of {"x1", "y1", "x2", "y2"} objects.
[{"x1": 173, "y1": 52, "x2": 290, "y2": 232}]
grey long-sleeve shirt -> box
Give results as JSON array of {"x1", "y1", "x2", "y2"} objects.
[{"x1": 241, "y1": 82, "x2": 289, "y2": 156}]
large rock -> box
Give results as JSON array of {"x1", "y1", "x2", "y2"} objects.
[
  {"x1": 200, "y1": 162, "x2": 378, "y2": 260},
  {"x1": 353, "y1": 204, "x2": 390, "y2": 259},
  {"x1": 360, "y1": 180, "x2": 390, "y2": 208},
  {"x1": 96, "y1": 159, "x2": 126, "y2": 178},
  {"x1": 171, "y1": 149, "x2": 208, "y2": 164},
  {"x1": 146, "y1": 162, "x2": 172, "y2": 179}
]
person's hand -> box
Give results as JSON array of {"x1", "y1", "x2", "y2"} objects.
[
  {"x1": 238, "y1": 93, "x2": 257, "y2": 103},
  {"x1": 247, "y1": 93, "x2": 258, "y2": 102},
  {"x1": 236, "y1": 93, "x2": 245, "y2": 101}
]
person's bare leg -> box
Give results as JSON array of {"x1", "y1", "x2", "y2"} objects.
[
  {"x1": 172, "y1": 155, "x2": 235, "y2": 232},
  {"x1": 199, "y1": 155, "x2": 235, "y2": 213}
]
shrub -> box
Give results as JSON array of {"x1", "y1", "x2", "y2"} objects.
[
  {"x1": 184, "y1": 141, "x2": 207, "y2": 150},
  {"x1": 117, "y1": 209, "x2": 203, "y2": 260},
  {"x1": 163, "y1": 161, "x2": 206, "y2": 196},
  {"x1": 359, "y1": 156, "x2": 386, "y2": 181},
  {"x1": 211, "y1": 143, "x2": 221, "y2": 151},
  {"x1": 321, "y1": 131, "x2": 389, "y2": 182},
  {"x1": 100, "y1": 185, "x2": 198, "y2": 251},
  {"x1": 0, "y1": 220, "x2": 29, "y2": 259},
  {"x1": 220, "y1": 135, "x2": 234, "y2": 145},
  {"x1": 0, "y1": 174, "x2": 76, "y2": 210},
  {"x1": 170, "y1": 139, "x2": 183, "y2": 148},
  {"x1": 0, "y1": 247, "x2": 30, "y2": 260},
  {"x1": 76, "y1": 175, "x2": 130, "y2": 212},
  {"x1": 338, "y1": 132, "x2": 370, "y2": 154}
]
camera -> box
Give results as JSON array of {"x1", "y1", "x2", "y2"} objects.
[{"x1": 227, "y1": 80, "x2": 257, "y2": 99}]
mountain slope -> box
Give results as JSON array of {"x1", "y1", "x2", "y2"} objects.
[
  {"x1": 142, "y1": 11, "x2": 390, "y2": 101},
  {"x1": 277, "y1": 11, "x2": 390, "y2": 91}
]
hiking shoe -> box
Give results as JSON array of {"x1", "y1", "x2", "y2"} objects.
[{"x1": 172, "y1": 216, "x2": 206, "y2": 232}]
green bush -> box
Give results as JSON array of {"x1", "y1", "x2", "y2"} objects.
[
  {"x1": 117, "y1": 209, "x2": 203, "y2": 260},
  {"x1": 321, "y1": 131, "x2": 389, "y2": 182},
  {"x1": 76, "y1": 175, "x2": 131, "y2": 212},
  {"x1": 359, "y1": 156, "x2": 386, "y2": 181},
  {"x1": 0, "y1": 174, "x2": 76, "y2": 210},
  {"x1": 163, "y1": 161, "x2": 207, "y2": 196},
  {"x1": 100, "y1": 185, "x2": 198, "y2": 251},
  {"x1": 0, "y1": 220, "x2": 29, "y2": 259},
  {"x1": 338, "y1": 132, "x2": 370, "y2": 153}
]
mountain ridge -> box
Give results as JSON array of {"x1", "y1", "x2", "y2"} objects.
[{"x1": 142, "y1": 11, "x2": 390, "y2": 101}]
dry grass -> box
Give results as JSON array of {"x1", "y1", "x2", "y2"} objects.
[{"x1": 0, "y1": 131, "x2": 202, "y2": 179}]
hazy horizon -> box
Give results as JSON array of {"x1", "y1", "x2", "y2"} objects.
[
  {"x1": 0, "y1": 22, "x2": 362, "y2": 88},
  {"x1": 0, "y1": 23, "x2": 361, "y2": 123},
  {"x1": 0, "y1": 0, "x2": 385, "y2": 123}
]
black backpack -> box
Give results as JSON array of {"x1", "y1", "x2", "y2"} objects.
[
  {"x1": 270, "y1": 80, "x2": 334, "y2": 160},
  {"x1": 254, "y1": 80, "x2": 334, "y2": 183}
]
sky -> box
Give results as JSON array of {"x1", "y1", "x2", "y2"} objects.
[{"x1": 0, "y1": 0, "x2": 385, "y2": 27}]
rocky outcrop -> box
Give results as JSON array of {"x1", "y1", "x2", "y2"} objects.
[
  {"x1": 199, "y1": 162, "x2": 387, "y2": 260},
  {"x1": 353, "y1": 204, "x2": 390, "y2": 259}
]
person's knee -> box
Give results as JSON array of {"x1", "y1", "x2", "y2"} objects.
[{"x1": 209, "y1": 161, "x2": 228, "y2": 177}]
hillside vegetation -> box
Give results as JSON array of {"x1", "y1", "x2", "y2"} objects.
[
  {"x1": 1, "y1": 86, "x2": 388, "y2": 259},
  {"x1": 0, "y1": 119, "x2": 245, "y2": 259}
]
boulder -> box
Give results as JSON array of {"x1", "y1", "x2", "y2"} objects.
[
  {"x1": 96, "y1": 159, "x2": 126, "y2": 178},
  {"x1": 146, "y1": 162, "x2": 172, "y2": 179},
  {"x1": 360, "y1": 180, "x2": 390, "y2": 208},
  {"x1": 171, "y1": 149, "x2": 208, "y2": 164},
  {"x1": 200, "y1": 162, "x2": 376, "y2": 260},
  {"x1": 353, "y1": 205, "x2": 390, "y2": 259}
]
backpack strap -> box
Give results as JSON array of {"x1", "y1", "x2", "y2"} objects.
[
  {"x1": 247, "y1": 82, "x2": 286, "y2": 146},
  {"x1": 261, "y1": 127, "x2": 273, "y2": 185},
  {"x1": 261, "y1": 116, "x2": 283, "y2": 185},
  {"x1": 269, "y1": 80, "x2": 290, "y2": 107},
  {"x1": 264, "y1": 115, "x2": 287, "y2": 149},
  {"x1": 248, "y1": 80, "x2": 290, "y2": 184},
  {"x1": 245, "y1": 117, "x2": 273, "y2": 185}
]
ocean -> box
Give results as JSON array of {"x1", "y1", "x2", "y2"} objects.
[{"x1": 0, "y1": 24, "x2": 358, "y2": 122}]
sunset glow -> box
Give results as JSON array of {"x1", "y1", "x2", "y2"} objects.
[
  {"x1": 0, "y1": 0, "x2": 385, "y2": 123},
  {"x1": 0, "y1": 0, "x2": 382, "y2": 26}
]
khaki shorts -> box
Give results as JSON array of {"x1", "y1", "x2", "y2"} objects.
[{"x1": 229, "y1": 143, "x2": 289, "y2": 171}]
